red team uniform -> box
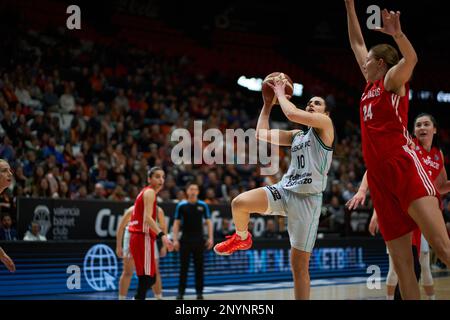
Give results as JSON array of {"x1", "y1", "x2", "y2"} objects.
[
  {"x1": 360, "y1": 78, "x2": 438, "y2": 241},
  {"x1": 411, "y1": 137, "x2": 444, "y2": 250},
  {"x1": 129, "y1": 186, "x2": 157, "y2": 277}
]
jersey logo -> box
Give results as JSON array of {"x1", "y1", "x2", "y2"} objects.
[
  {"x1": 197, "y1": 206, "x2": 204, "y2": 211},
  {"x1": 435, "y1": 154, "x2": 440, "y2": 161},
  {"x1": 266, "y1": 186, "x2": 282, "y2": 201}
]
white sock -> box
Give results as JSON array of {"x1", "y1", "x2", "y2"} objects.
[
  {"x1": 386, "y1": 295, "x2": 394, "y2": 300},
  {"x1": 155, "y1": 293, "x2": 163, "y2": 300},
  {"x1": 236, "y1": 230, "x2": 248, "y2": 240},
  {"x1": 427, "y1": 295, "x2": 436, "y2": 300},
  {"x1": 119, "y1": 295, "x2": 127, "y2": 300}
]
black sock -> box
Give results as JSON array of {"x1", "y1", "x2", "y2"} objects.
[{"x1": 135, "y1": 275, "x2": 156, "y2": 300}]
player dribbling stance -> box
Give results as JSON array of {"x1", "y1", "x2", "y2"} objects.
[{"x1": 214, "y1": 78, "x2": 334, "y2": 300}]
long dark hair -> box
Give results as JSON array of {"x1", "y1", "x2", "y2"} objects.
[
  {"x1": 413, "y1": 113, "x2": 440, "y2": 150},
  {"x1": 147, "y1": 166, "x2": 163, "y2": 179}
]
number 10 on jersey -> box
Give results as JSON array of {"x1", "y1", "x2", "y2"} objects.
[
  {"x1": 297, "y1": 155, "x2": 305, "y2": 169},
  {"x1": 363, "y1": 103, "x2": 373, "y2": 121}
]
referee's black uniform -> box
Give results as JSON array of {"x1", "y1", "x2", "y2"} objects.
[{"x1": 174, "y1": 199, "x2": 211, "y2": 299}]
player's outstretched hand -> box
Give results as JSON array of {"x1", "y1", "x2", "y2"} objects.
[
  {"x1": 374, "y1": 9, "x2": 402, "y2": 37},
  {"x1": 266, "y1": 78, "x2": 288, "y2": 99},
  {"x1": 346, "y1": 189, "x2": 366, "y2": 210},
  {"x1": 0, "y1": 254, "x2": 16, "y2": 273}
]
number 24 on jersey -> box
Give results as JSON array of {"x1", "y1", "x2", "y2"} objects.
[{"x1": 363, "y1": 103, "x2": 373, "y2": 121}]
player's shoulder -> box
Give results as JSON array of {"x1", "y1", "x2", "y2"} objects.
[
  {"x1": 176, "y1": 200, "x2": 189, "y2": 207},
  {"x1": 197, "y1": 200, "x2": 209, "y2": 207},
  {"x1": 143, "y1": 187, "x2": 156, "y2": 196}
]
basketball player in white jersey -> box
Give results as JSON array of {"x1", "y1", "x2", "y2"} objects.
[{"x1": 214, "y1": 76, "x2": 334, "y2": 299}]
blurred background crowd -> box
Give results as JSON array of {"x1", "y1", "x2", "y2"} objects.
[{"x1": 0, "y1": 0, "x2": 449, "y2": 239}]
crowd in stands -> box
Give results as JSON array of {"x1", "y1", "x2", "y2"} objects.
[{"x1": 1, "y1": 25, "x2": 449, "y2": 239}]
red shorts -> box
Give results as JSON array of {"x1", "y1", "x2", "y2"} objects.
[
  {"x1": 129, "y1": 232, "x2": 156, "y2": 276},
  {"x1": 367, "y1": 147, "x2": 438, "y2": 241},
  {"x1": 412, "y1": 228, "x2": 421, "y2": 254}
]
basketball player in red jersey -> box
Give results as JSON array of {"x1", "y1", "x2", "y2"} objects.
[
  {"x1": 128, "y1": 166, "x2": 173, "y2": 300},
  {"x1": 345, "y1": 0, "x2": 450, "y2": 299},
  {"x1": 348, "y1": 113, "x2": 450, "y2": 299}
]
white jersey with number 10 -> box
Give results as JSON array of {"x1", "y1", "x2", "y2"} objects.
[{"x1": 280, "y1": 128, "x2": 333, "y2": 194}]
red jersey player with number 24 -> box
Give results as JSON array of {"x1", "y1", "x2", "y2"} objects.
[{"x1": 345, "y1": 0, "x2": 450, "y2": 300}]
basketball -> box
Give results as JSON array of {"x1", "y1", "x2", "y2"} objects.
[{"x1": 262, "y1": 72, "x2": 294, "y2": 105}]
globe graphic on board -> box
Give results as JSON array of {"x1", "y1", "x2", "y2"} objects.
[{"x1": 83, "y1": 244, "x2": 118, "y2": 291}]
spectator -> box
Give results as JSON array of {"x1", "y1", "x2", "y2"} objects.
[
  {"x1": 204, "y1": 188, "x2": 219, "y2": 205},
  {"x1": 59, "y1": 86, "x2": 76, "y2": 113},
  {"x1": 23, "y1": 222, "x2": 47, "y2": 241},
  {"x1": 89, "y1": 183, "x2": 106, "y2": 199},
  {"x1": 0, "y1": 214, "x2": 18, "y2": 241},
  {"x1": 326, "y1": 196, "x2": 346, "y2": 233}
]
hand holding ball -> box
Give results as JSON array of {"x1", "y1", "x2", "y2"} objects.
[{"x1": 262, "y1": 72, "x2": 294, "y2": 105}]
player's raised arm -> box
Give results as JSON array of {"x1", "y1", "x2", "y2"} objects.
[
  {"x1": 268, "y1": 80, "x2": 333, "y2": 136},
  {"x1": 345, "y1": 0, "x2": 369, "y2": 81},
  {"x1": 376, "y1": 9, "x2": 418, "y2": 93},
  {"x1": 255, "y1": 100, "x2": 299, "y2": 146}
]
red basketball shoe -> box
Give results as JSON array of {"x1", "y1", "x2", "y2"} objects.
[{"x1": 213, "y1": 233, "x2": 253, "y2": 256}]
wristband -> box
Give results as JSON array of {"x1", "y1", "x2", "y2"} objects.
[{"x1": 157, "y1": 231, "x2": 165, "y2": 239}]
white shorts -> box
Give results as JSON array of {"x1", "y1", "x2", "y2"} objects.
[
  {"x1": 263, "y1": 182, "x2": 323, "y2": 253},
  {"x1": 124, "y1": 227, "x2": 159, "y2": 260}
]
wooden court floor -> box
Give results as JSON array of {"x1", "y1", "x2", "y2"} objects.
[{"x1": 184, "y1": 275, "x2": 450, "y2": 300}]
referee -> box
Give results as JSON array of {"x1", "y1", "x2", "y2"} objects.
[{"x1": 172, "y1": 183, "x2": 213, "y2": 300}]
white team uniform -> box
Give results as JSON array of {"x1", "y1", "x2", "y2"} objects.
[
  {"x1": 123, "y1": 225, "x2": 159, "y2": 259},
  {"x1": 264, "y1": 128, "x2": 333, "y2": 252}
]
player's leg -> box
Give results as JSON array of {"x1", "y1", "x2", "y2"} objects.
[
  {"x1": 231, "y1": 187, "x2": 269, "y2": 235},
  {"x1": 193, "y1": 241, "x2": 204, "y2": 299},
  {"x1": 288, "y1": 193, "x2": 322, "y2": 300},
  {"x1": 386, "y1": 254, "x2": 398, "y2": 300},
  {"x1": 420, "y1": 250, "x2": 435, "y2": 299},
  {"x1": 152, "y1": 242, "x2": 163, "y2": 299},
  {"x1": 408, "y1": 196, "x2": 450, "y2": 267},
  {"x1": 152, "y1": 260, "x2": 163, "y2": 299},
  {"x1": 132, "y1": 234, "x2": 156, "y2": 300},
  {"x1": 214, "y1": 187, "x2": 277, "y2": 255},
  {"x1": 290, "y1": 248, "x2": 311, "y2": 300},
  {"x1": 119, "y1": 256, "x2": 135, "y2": 299},
  {"x1": 177, "y1": 242, "x2": 191, "y2": 299},
  {"x1": 385, "y1": 233, "x2": 420, "y2": 300},
  {"x1": 135, "y1": 275, "x2": 156, "y2": 300}
]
